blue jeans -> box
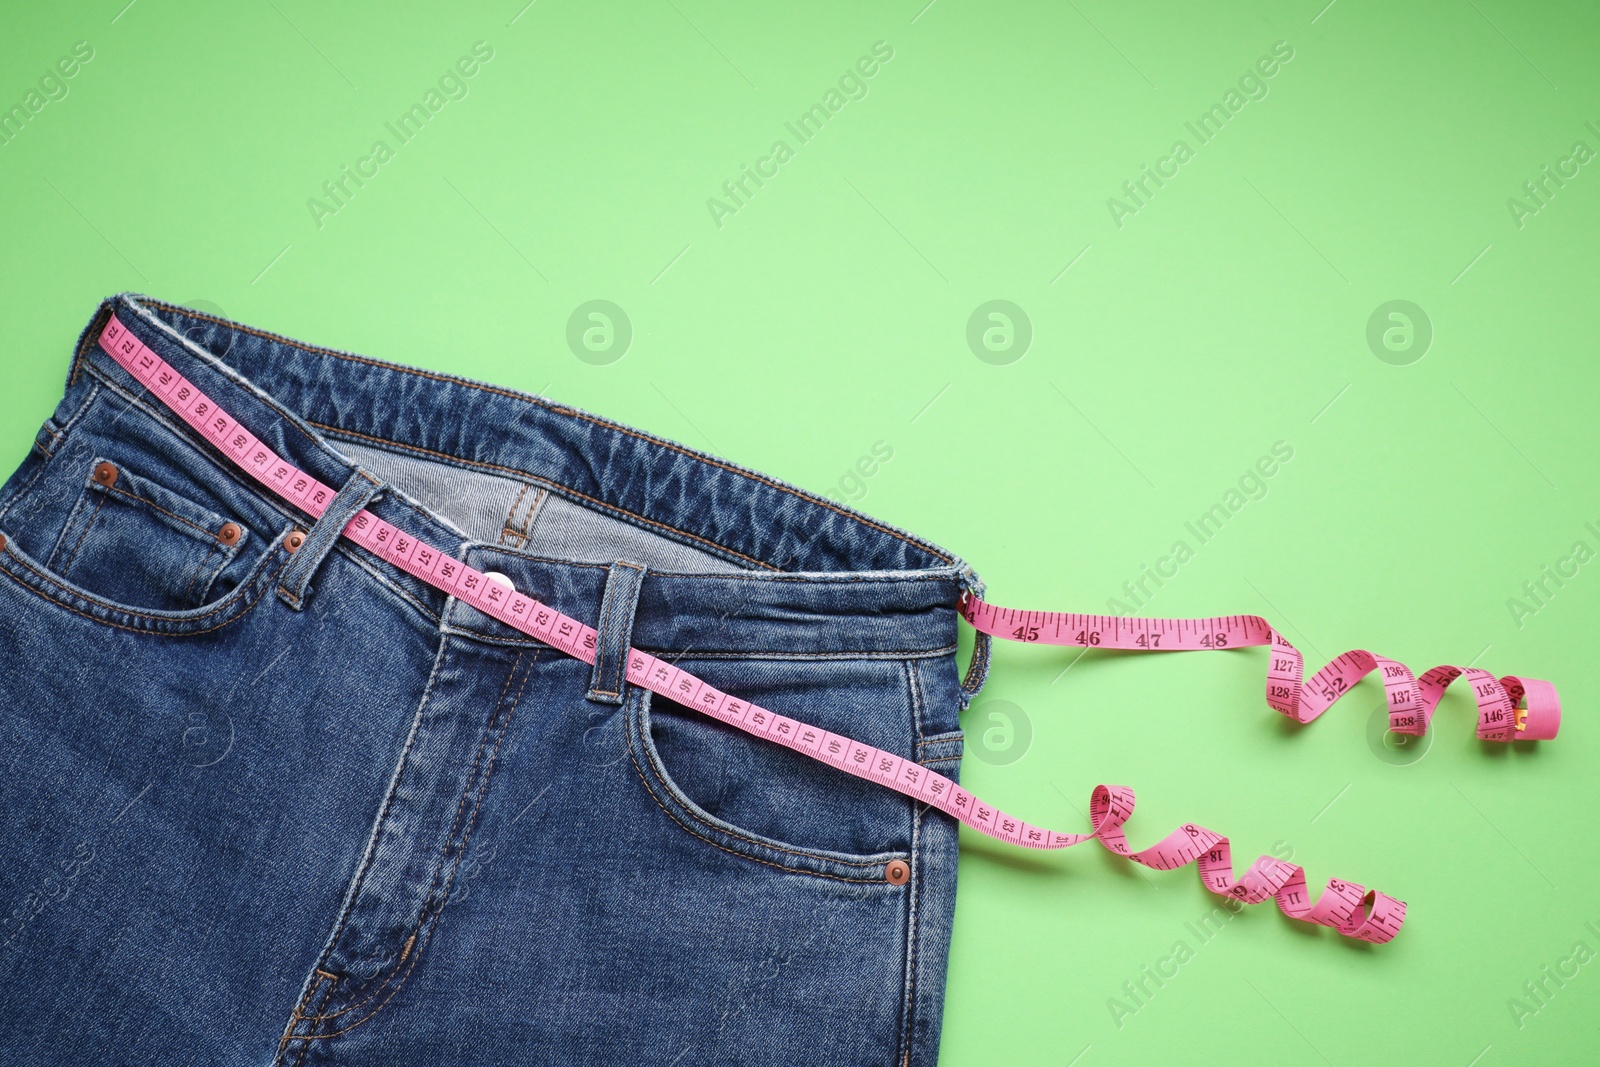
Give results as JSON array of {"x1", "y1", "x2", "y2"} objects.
[{"x1": 0, "y1": 294, "x2": 990, "y2": 1066}]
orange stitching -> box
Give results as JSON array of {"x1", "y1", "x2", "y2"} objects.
[
  {"x1": 353, "y1": 402, "x2": 946, "y2": 559},
  {"x1": 292, "y1": 973, "x2": 338, "y2": 1067},
  {"x1": 522, "y1": 487, "x2": 546, "y2": 532},
  {"x1": 442, "y1": 619, "x2": 953, "y2": 660},
  {"x1": 275, "y1": 976, "x2": 317, "y2": 1060},
  {"x1": 68, "y1": 372, "x2": 451, "y2": 629},
  {"x1": 639, "y1": 645, "x2": 959, "y2": 658},
  {"x1": 4, "y1": 535, "x2": 285, "y2": 622},
  {"x1": 498, "y1": 483, "x2": 541, "y2": 548},
  {"x1": 304, "y1": 651, "x2": 531, "y2": 1024},
  {"x1": 0, "y1": 549, "x2": 289, "y2": 637},
  {"x1": 499, "y1": 483, "x2": 530, "y2": 547},
  {"x1": 628, "y1": 692, "x2": 898, "y2": 872},
  {"x1": 639, "y1": 695, "x2": 892, "y2": 865},
  {"x1": 92, "y1": 360, "x2": 538, "y2": 594},
  {"x1": 138, "y1": 295, "x2": 950, "y2": 563},
  {"x1": 45, "y1": 487, "x2": 94, "y2": 569},
  {"x1": 309, "y1": 420, "x2": 778, "y2": 571},
  {"x1": 275, "y1": 967, "x2": 336, "y2": 1065},
  {"x1": 290, "y1": 627, "x2": 463, "y2": 996},
  {"x1": 625, "y1": 722, "x2": 894, "y2": 884},
  {"x1": 660, "y1": 572, "x2": 949, "y2": 587},
  {"x1": 299, "y1": 910, "x2": 437, "y2": 1039},
  {"x1": 103, "y1": 482, "x2": 223, "y2": 539},
  {"x1": 70, "y1": 367, "x2": 299, "y2": 517},
  {"x1": 57, "y1": 471, "x2": 231, "y2": 584},
  {"x1": 299, "y1": 653, "x2": 535, "y2": 1040}
]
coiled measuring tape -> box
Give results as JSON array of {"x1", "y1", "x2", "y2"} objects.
[{"x1": 92, "y1": 314, "x2": 1564, "y2": 945}]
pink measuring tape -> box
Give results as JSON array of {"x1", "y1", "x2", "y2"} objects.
[{"x1": 96, "y1": 314, "x2": 1564, "y2": 945}]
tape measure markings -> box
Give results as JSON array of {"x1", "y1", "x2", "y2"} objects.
[{"x1": 77, "y1": 314, "x2": 1562, "y2": 945}]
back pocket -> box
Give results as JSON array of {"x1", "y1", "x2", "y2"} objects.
[{"x1": 44, "y1": 455, "x2": 253, "y2": 612}]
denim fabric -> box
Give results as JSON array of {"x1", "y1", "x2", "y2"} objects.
[{"x1": 0, "y1": 294, "x2": 986, "y2": 1066}]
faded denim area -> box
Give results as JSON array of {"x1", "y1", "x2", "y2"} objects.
[{"x1": 0, "y1": 295, "x2": 984, "y2": 1066}]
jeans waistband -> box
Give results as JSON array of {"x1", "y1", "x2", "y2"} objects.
[{"x1": 65, "y1": 294, "x2": 982, "y2": 658}]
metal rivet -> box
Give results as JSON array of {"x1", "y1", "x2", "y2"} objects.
[
  {"x1": 0, "y1": 532, "x2": 7, "y2": 553},
  {"x1": 217, "y1": 522, "x2": 242, "y2": 546},
  {"x1": 284, "y1": 529, "x2": 307, "y2": 553},
  {"x1": 93, "y1": 461, "x2": 118, "y2": 487},
  {"x1": 885, "y1": 859, "x2": 910, "y2": 886}
]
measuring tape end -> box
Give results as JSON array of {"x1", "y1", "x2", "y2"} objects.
[{"x1": 1514, "y1": 699, "x2": 1561, "y2": 741}]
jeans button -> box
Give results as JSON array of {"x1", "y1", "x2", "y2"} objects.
[
  {"x1": 885, "y1": 860, "x2": 910, "y2": 886},
  {"x1": 217, "y1": 522, "x2": 242, "y2": 546},
  {"x1": 93, "y1": 461, "x2": 118, "y2": 487}
]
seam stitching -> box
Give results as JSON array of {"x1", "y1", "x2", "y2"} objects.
[
  {"x1": 438, "y1": 628, "x2": 957, "y2": 660},
  {"x1": 498, "y1": 482, "x2": 530, "y2": 547},
  {"x1": 292, "y1": 973, "x2": 338, "y2": 1066},
  {"x1": 309, "y1": 420, "x2": 780, "y2": 571},
  {"x1": 66, "y1": 366, "x2": 445, "y2": 626},
  {"x1": 907, "y1": 657, "x2": 925, "y2": 746},
  {"x1": 593, "y1": 561, "x2": 644, "y2": 698},
  {"x1": 0, "y1": 547, "x2": 289, "y2": 636},
  {"x1": 58, "y1": 490, "x2": 106, "y2": 573},
  {"x1": 5, "y1": 533, "x2": 284, "y2": 622},
  {"x1": 304, "y1": 650, "x2": 531, "y2": 1025},
  {"x1": 625, "y1": 726, "x2": 894, "y2": 885},
  {"x1": 0, "y1": 381, "x2": 102, "y2": 529},
  {"x1": 80, "y1": 363, "x2": 454, "y2": 559},
  {"x1": 898, "y1": 806, "x2": 924, "y2": 1067},
  {"x1": 299, "y1": 650, "x2": 535, "y2": 1039},
  {"x1": 629, "y1": 690, "x2": 900, "y2": 872},
  {"x1": 45, "y1": 477, "x2": 96, "y2": 572},
  {"x1": 275, "y1": 967, "x2": 335, "y2": 1065},
  {"x1": 293, "y1": 628, "x2": 458, "y2": 1019},
  {"x1": 101, "y1": 481, "x2": 225, "y2": 539},
  {"x1": 183, "y1": 540, "x2": 221, "y2": 605},
  {"x1": 123, "y1": 296, "x2": 947, "y2": 564}
]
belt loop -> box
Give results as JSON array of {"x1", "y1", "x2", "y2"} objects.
[
  {"x1": 586, "y1": 560, "x2": 647, "y2": 705},
  {"x1": 276, "y1": 469, "x2": 385, "y2": 611},
  {"x1": 954, "y1": 559, "x2": 991, "y2": 710},
  {"x1": 959, "y1": 631, "x2": 992, "y2": 709}
]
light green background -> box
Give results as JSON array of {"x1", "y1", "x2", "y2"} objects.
[{"x1": 3, "y1": 2, "x2": 1597, "y2": 1063}]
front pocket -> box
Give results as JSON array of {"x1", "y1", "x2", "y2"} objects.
[
  {"x1": 623, "y1": 659, "x2": 920, "y2": 882},
  {"x1": 44, "y1": 455, "x2": 253, "y2": 612}
]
